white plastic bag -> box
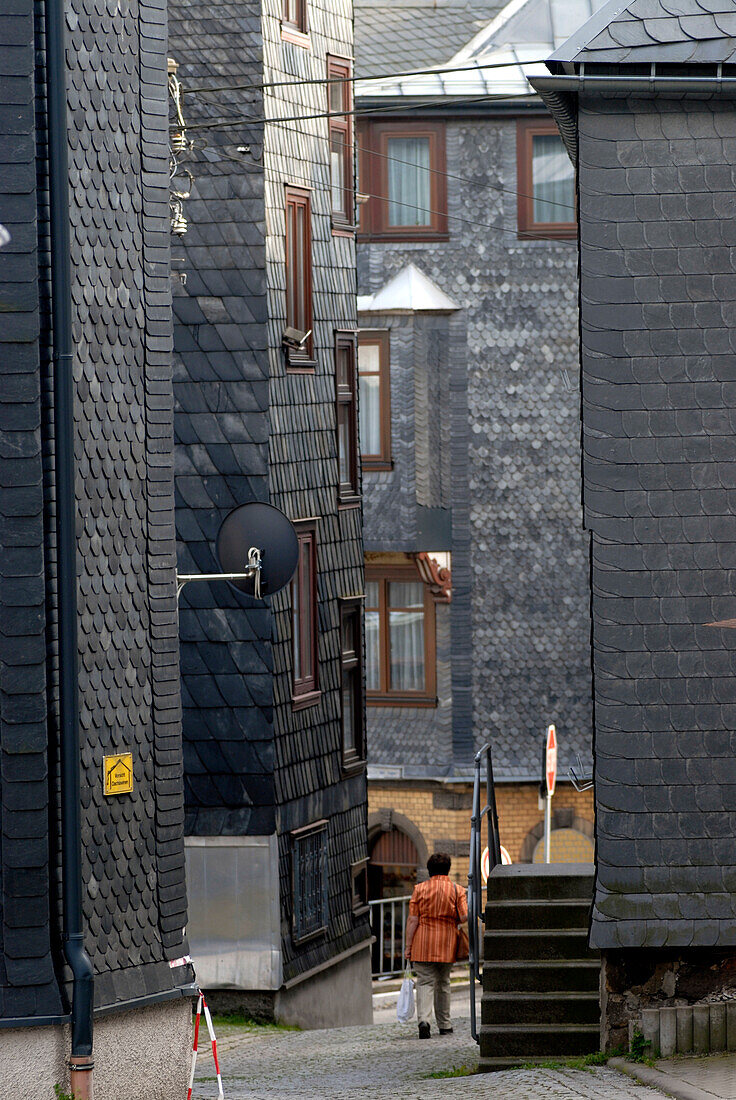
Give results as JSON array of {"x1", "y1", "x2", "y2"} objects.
[{"x1": 396, "y1": 968, "x2": 415, "y2": 1023}]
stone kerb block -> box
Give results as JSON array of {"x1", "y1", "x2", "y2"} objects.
[
  {"x1": 676, "y1": 1006, "x2": 693, "y2": 1054},
  {"x1": 659, "y1": 1006, "x2": 677, "y2": 1058},
  {"x1": 727, "y1": 1003, "x2": 736, "y2": 1051},
  {"x1": 640, "y1": 1008, "x2": 660, "y2": 1056},
  {"x1": 710, "y1": 1004, "x2": 726, "y2": 1052},
  {"x1": 693, "y1": 1005, "x2": 710, "y2": 1054}
]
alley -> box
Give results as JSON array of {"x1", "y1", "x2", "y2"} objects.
[{"x1": 192, "y1": 1011, "x2": 664, "y2": 1100}]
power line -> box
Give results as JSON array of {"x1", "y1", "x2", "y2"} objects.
[
  {"x1": 194, "y1": 139, "x2": 580, "y2": 247},
  {"x1": 182, "y1": 89, "x2": 539, "y2": 132},
  {"x1": 183, "y1": 57, "x2": 550, "y2": 96}
]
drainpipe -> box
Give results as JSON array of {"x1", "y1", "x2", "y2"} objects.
[{"x1": 44, "y1": 0, "x2": 95, "y2": 1095}]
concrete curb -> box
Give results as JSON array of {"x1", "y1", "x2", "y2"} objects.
[{"x1": 609, "y1": 1056, "x2": 715, "y2": 1100}]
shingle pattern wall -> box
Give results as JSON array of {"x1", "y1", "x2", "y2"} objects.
[
  {"x1": 353, "y1": 0, "x2": 505, "y2": 78},
  {"x1": 0, "y1": 0, "x2": 64, "y2": 1022},
  {"x1": 262, "y1": 0, "x2": 371, "y2": 978},
  {"x1": 568, "y1": 0, "x2": 736, "y2": 64},
  {"x1": 167, "y1": 0, "x2": 276, "y2": 838},
  {"x1": 65, "y1": 0, "x2": 189, "y2": 1005},
  {"x1": 358, "y1": 115, "x2": 592, "y2": 780},
  {"x1": 578, "y1": 97, "x2": 736, "y2": 949}
]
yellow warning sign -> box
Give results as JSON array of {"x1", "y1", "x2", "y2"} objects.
[{"x1": 103, "y1": 753, "x2": 134, "y2": 796}]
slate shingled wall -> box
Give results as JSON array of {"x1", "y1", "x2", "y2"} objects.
[
  {"x1": 0, "y1": 0, "x2": 190, "y2": 1019},
  {"x1": 578, "y1": 96, "x2": 736, "y2": 950},
  {"x1": 169, "y1": 0, "x2": 370, "y2": 987},
  {"x1": 262, "y1": 0, "x2": 371, "y2": 983},
  {"x1": 167, "y1": 0, "x2": 275, "y2": 838},
  {"x1": 359, "y1": 114, "x2": 591, "y2": 780}
]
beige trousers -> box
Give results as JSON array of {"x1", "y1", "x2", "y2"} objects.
[{"x1": 413, "y1": 961, "x2": 453, "y2": 1029}]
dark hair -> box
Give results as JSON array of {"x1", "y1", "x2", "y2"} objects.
[{"x1": 427, "y1": 852, "x2": 452, "y2": 877}]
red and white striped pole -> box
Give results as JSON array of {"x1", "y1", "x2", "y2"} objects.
[{"x1": 188, "y1": 991, "x2": 224, "y2": 1100}]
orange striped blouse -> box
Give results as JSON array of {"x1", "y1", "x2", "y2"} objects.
[{"x1": 409, "y1": 875, "x2": 468, "y2": 963}]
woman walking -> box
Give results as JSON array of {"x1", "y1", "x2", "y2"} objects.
[{"x1": 404, "y1": 852, "x2": 468, "y2": 1039}]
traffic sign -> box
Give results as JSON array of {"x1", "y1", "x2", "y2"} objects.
[
  {"x1": 481, "y1": 845, "x2": 511, "y2": 882},
  {"x1": 545, "y1": 724, "x2": 558, "y2": 797}
]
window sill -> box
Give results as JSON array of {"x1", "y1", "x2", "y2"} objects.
[
  {"x1": 292, "y1": 689, "x2": 321, "y2": 712},
  {"x1": 285, "y1": 356, "x2": 318, "y2": 372},
  {"x1": 367, "y1": 694, "x2": 437, "y2": 709},
  {"x1": 517, "y1": 225, "x2": 577, "y2": 241},
  {"x1": 362, "y1": 459, "x2": 393, "y2": 472},
  {"x1": 342, "y1": 754, "x2": 366, "y2": 776},
  {"x1": 281, "y1": 24, "x2": 310, "y2": 47},
  {"x1": 352, "y1": 904, "x2": 370, "y2": 920},
  {"x1": 292, "y1": 925, "x2": 327, "y2": 946},
  {"x1": 358, "y1": 231, "x2": 449, "y2": 244},
  {"x1": 338, "y1": 495, "x2": 361, "y2": 510},
  {"x1": 331, "y1": 217, "x2": 357, "y2": 237}
]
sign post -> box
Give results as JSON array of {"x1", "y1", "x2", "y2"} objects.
[{"x1": 544, "y1": 724, "x2": 557, "y2": 864}]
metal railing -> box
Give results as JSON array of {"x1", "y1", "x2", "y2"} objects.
[
  {"x1": 369, "y1": 895, "x2": 411, "y2": 978},
  {"x1": 468, "y1": 742, "x2": 502, "y2": 1043}
]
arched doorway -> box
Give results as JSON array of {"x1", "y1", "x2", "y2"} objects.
[{"x1": 368, "y1": 828, "x2": 419, "y2": 900}]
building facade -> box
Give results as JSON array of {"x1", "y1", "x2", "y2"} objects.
[
  {"x1": 538, "y1": 0, "x2": 736, "y2": 1049},
  {"x1": 0, "y1": 0, "x2": 193, "y2": 1094},
  {"x1": 355, "y1": 0, "x2": 602, "y2": 898},
  {"x1": 168, "y1": 0, "x2": 372, "y2": 1026}
]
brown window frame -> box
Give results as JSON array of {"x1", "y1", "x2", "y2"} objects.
[
  {"x1": 335, "y1": 332, "x2": 360, "y2": 505},
  {"x1": 351, "y1": 858, "x2": 369, "y2": 917},
  {"x1": 292, "y1": 522, "x2": 320, "y2": 709},
  {"x1": 340, "y1": 599, "x2": 365, "y2": 770},
  {"x1": 281, "y1": 0, "x2": 309, "y2": 45},
  {"x1": 358, "y1": 329, "x2": 391, "y2": 470},
  {"x1": 358, "y1": 121, "x2": 448, "y2": 242},
  {"x1": 365, "y1": 561, "x2": 437, "y2": 707},
  {"x1": 327, "y1": 56, "x2": 354, "y2": 232},
  {"x1": 291, "y1": 820, "x2": 328, "y2": 944},
  {"x1": 285, "y1": 186, "x2": 315, "y2": 368},
  {"x1": 516, "y1": 118, "x2": 576, "y2": 240}
]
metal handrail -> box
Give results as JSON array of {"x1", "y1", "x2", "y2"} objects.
[
  {"x1": 369, "y1": 895, "x2": 412, "y2": 978},
  {"x1": 468, "y1": 742, "x2": 502, "y2": 1044}
]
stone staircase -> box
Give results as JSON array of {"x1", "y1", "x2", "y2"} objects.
[{"x1": 479, "y1": 863, "x2": 600, "y2": 1070}]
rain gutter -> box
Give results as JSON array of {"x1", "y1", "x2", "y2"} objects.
[
  {"x1": 529, "y1": 70, "x2": 736, "y2": 164},
  {"x1": 44, "y1": 0, "x2": 95, "y2": 1095}
]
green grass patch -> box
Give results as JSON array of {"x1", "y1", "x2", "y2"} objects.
[
  {"x1": 210, "y1": 1012, "x2": 300, "y2": 1032},
  {"x1": 424, "y1": 1063, "x2": 478, "y2": 1079},
  {"x1": 520, "y1": 1051, "x2": 611, "y2": 1073}
]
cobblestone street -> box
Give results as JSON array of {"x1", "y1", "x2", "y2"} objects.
[{"x1": 193, "y1": 1008, "x2": 665, "y2": 1100}]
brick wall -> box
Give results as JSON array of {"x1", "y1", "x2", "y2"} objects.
[{"x1": 368, "y1": 780, "x2": 594, "y2": 877}]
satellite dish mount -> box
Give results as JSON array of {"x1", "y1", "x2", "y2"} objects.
[{"x1": 176, "y1": 502, "x2": 299, "y2": 604}]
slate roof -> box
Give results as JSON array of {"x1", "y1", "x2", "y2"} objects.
[
  {"x1": 354, "y1": 0, "x2": 505, "y2": 78},
  {"x1": 357, "y1": 0, "x2": 608, "y2": 101},
  {"x1": 550, "y1": 0, "x2": 736, "y2": 65}
]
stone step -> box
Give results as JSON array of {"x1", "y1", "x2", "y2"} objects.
[
  {"x1": 482, "y1": 991, "x2": 600, "y2": 1026},
  {"x1": 479, "y1": 1022, "x2": 600, "y2": 1059},
  {"x1": 487, "y1": 863, "x2": 595, "y2": 904},
  {"x1": 483, "y1": 959, "x2": 600, "y2": 994},
  {"x1": 485, "y1": 898, "x2": 592, "y2": 931},
  {"x1": 483, "y1": 928, "x2": 596, "y2": 962}
]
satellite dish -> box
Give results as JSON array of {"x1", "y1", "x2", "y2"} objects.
[{"x1": 216, "y1": 502, "x2": 298, "y2": 597}]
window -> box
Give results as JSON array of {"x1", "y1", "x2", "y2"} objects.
[
  {"x1": 285, "y1": 187, "x2": 314, "y2": 366},
  {"x1": 351, "y1": 859, "x2": 369, "y2": 916},
  {"x1": 292, "y1": 821, "x2": 328, "y2": 943},
  {"x1": 340, "y1": 601, "x2": 364, "y2": 767},
  {"x1": 517, "y1": 119, "x2": 576, "y2": 239},
  {"x1": 292, "y1": 524, "x2": 319, "y2": 706},
  {"x1": 365, "y1": 561, "x2": 436, "y2": 705},
  {"x1": 328, "y1": 57, "x2": 353, "y2": 229},
  {"x1": 335, "y1": 333, "x2": 359, "y2": 503},
  {"x1": 358, "y1": 330, "x2": 391, "y2": 469},
  {"x1": 358, "y1": 122, "x2": 447, "y2": 241},
  {"x1": 282, "y1": 0, "x2": 308, "y2": 41}
]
